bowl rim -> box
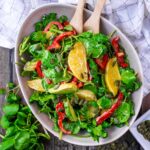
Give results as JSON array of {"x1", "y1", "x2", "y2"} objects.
[{"x1": 15, "y1": 3, "x2": 144, "y2": 146}]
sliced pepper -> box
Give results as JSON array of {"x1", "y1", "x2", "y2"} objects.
[
  {"x1": 63, "y1": 21, "x2": 70, "y2": 26},
  {"x1": 96, "y1": 92, "x2": 124, "y2": 125},
  {"x1": 71, "y1": 77, "x2": 78, "y2": 85},
  {"x1": 47, "y1": 31, "x2": 76, "y2": 51},
  {"x1": 95, "y1": 54, "x2": 109, "y2": 70},
  {"x1": 77, "y1": 82, "x2": 84, "y2": 88},
  {"x1": 56, "y1": 102, "x2": 71, "y2": 134},
  {"x1": 112, "y1": 36, "x2": 128, "y2": 68},
  {"x1": 35, "y1": 61, "x2": 44, "y2": 78},
  {"x1": 44, "y1": 21, "x2": 64, "y2": 32}
]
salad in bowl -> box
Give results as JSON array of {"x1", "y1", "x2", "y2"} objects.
[{"x1": 19, "y1": 12, "x2": 141, "y2": 141}]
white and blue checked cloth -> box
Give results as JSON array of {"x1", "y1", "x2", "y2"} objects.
[{"x1": 0, "y1": 0, "x2": 150, "y2": 96}]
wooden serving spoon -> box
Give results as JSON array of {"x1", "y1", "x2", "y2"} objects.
[
  {"x1": 83, "y1": 0, "x2": 106, "y2": 33},
  {"x1": 70, "y1": 0, "x2": 86, "y2": 34}
]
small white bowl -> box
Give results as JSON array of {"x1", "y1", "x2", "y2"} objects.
[
  {"x1": 130, "y1": 110, "x2": 150, "y2": 150},
  {"x1": 15, "y1": 3, "x2": 143, "y2": 146}
]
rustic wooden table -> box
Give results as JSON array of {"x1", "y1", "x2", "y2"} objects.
[{"x1": 0, "y1": 47, "x2": 144, "y2": 150}]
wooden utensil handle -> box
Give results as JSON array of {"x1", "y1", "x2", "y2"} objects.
[
  {"x1": 83, "y1": 0, "x2": 106, "y2": 33},
  {"x1": 93, "y1": 0, "x2": 106, "y2": 20},
  {"x1": 70, "y1": 0, "x2": 86, "y2": 33}
]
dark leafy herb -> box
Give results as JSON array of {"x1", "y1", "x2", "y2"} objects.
[
  {"x1": 78, "y1": 32, "x2": 110, "y2": 58},
  {"x1": 41, "y1": 50, "x2": 59, "y2": 68},
  {"x1": 0, "y1": 88, "x2": 6, "y2": 95},
  {"x1": 0, "y1": 83, "x2": 50, "y2": 150},
  {"x1": 58, "y1": 15, "x2": 68, "y2": 23},
  {"x1": 97, "y1": 96, "x2": 112, "y2": 109},
  {"x1": 114, "y1": 102, "x2": 131, "y2": 123},
  {"x1": 28, "y1": 43, "x2": 43, "y2": 57},
  {"x1": 30, "y1": 31, "x2": 47, "y2": 43}
]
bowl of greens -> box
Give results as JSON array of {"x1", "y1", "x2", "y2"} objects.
[{"x1": 15, "y1": 3, "x2": 143, "y2": 146}]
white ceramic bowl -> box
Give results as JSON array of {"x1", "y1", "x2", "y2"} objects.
[{"x1": 15, "y1": 3, "x2": 143, "y2": 146}]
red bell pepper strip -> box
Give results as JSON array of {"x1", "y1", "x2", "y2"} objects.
[
  {"x1": 71, "y1": 77, "x2": 78, "y2": 85},
  {"x1": 95, "y1": 54, "x2": 109, "y2": 70},
  {"x1": 44, "y1": 21, "x2": 64, "y2": 32},
  {"x1": 47, "y1": 31, "x2": 76, "y2": 50},
  {"x1": 63, "y1": 21, "x2": 70, "y2": 26},
  {"x1": 55, "y1": 102, "x2": 71, "y2": 134},
  {"x1": 112, "y1": 37, "x2": 128, "y2": 68},
  {"x1": 77, "y1": 82, "x2": 84, "y2": 88},
  {"x1": 35, "y1": 61, "x2": 44, "y2": 78},
  {"x1": 96, "y1": 92, "x2": 124, "y2": 125},
  {"x1": 46, "y1": 78, "x2": 52, "y2": 84},
  {"x1": 47, "y1": 42, "x2": 61, "y2": 50},
  {"x1": 56, "y1": 102, "x2": 64, "y2": 113}
]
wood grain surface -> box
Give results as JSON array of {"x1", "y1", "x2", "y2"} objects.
[{"x1": 0, "y1": 47, "x2": 144, "y2": 150}]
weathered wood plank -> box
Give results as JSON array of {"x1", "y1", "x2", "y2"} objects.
[{"x1": 0, "y1": 47, "x2": 11, "y2": 139}]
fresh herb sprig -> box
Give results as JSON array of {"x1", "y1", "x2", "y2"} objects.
[{"x1": 0, "y1": 82, "x2": 50, "y2": 150}]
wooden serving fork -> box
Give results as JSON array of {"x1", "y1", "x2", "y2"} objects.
[
  {"x1": 83, "y1": 0, "x2": 106, "y2": 33},
  {"x1": 70, "y1": 0, "x2": 86, "y2": 33}
]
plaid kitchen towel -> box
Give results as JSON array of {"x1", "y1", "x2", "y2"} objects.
[{"x1": 0, "y1": 0, "x2": 150, "y2": 96}]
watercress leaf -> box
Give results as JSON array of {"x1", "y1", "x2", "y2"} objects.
[
  {"x1": 64, "y1": 25, "x2": 73, "y2": 31},
  {"x1": 5, "y1": 126, "x2": 17, "y2": 137},
  {"x1": 79, "y1": 122, "x2": 88, "y2": 129},
  {"x1": 92, "y1": 125, "x2": 107, "y2": 138},
  {"x1": 7, "y1": 82, "x2": 16, "y2": 90},
  {"x1": 30, "y1": 91, "x2": 55, "y2": 103},
  {"x1": 30, "y1": 31, "x2": 47, "y2": 43},
  {"x1": 15, "y1": 118, "x2": 27, "y2": 127},
  {"x1": 29, "y1": 43, "x2": 43, "y2": 57},
  {"x1": 80, "y1": 33, "x2": 109, "y2": 58},
  {"x1": 121, "y1": 69, "x2": 136, "y2": 86},
  {"x1": 93, "y1": 33, "x2": 109, "y2": 43},
  {"x1": 58, "y1": 15, "x2": 68, "y2": 23},
  {"x1": 62, "y1": 38, "x2": 74, "y2": 53},
  {"x1": 19, "y1": 36, "x2": 30, "y2": 56},
  {"x1": 97, "y1": 96, "x2": 112, "y2": 109},
  {"x1": 3, "y1": 104, "x2": 19, "y2": 116},
  {"x1": 6, "y1": 92, "x2": 21, "y2": 103},
  {"x1": 97, "y1": 87, "x2": 107, "y2": 97},
  {"x1": 35, "y1": 21, "x2": 43, "y2": 31},
  {"x1": 0, "y1": 115, "x2": 10, "y2": 129},
  {"x1": 0, "y1": 88, "x2": 6, "y2": 95},
  {"x1": 115, "y1": 102, "x2": 130, "y2": 123},
  {"x1": 14, "y1": 131, "x2": 30, "y2": 150},
  {"x1": 42, "y1": 13, "x2": 57, "y2": 27},
  {"x1": 0, "y1": 137, "x2": 15, "y2": 150},
  {"x1": 88, "y1": 59, "x2": 100, "y2": 85},
  {"x1": 63, "y1": 122, "x2": 81, "y2": 134},
  {"x1": 78, "y1": 31, "x2": 93, "y2": 38},
  {"x1": 134, "y1": 81, "x2": 142, "y2": 91},
  {"x1": 43, "y1": 68, "x2": 61, "y2": 83},
  {"x1": 102, "y1": 121, "x2": 111, "y2": 128},
  {"x1": 92, "y1": 44, "x2": 107, "y2": 58},
  {"x1": 53, "y1": 118, "x2": 60, "y2": 132},
  {"x1": 41, "y1": 50, "x2": 59, "y2": 68},
  {"x1": 41, "y1": 79, "x2": 55, "y2": 91},
  {"x1": 80, "y1": 101, "x2": 99, "y2": 119},
  {"x1": 83, "y1": 84, "x2": 97, "y2": 95},
  {"x1": 128, "y1": 100, "x2": 135, "y2": 116}
]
